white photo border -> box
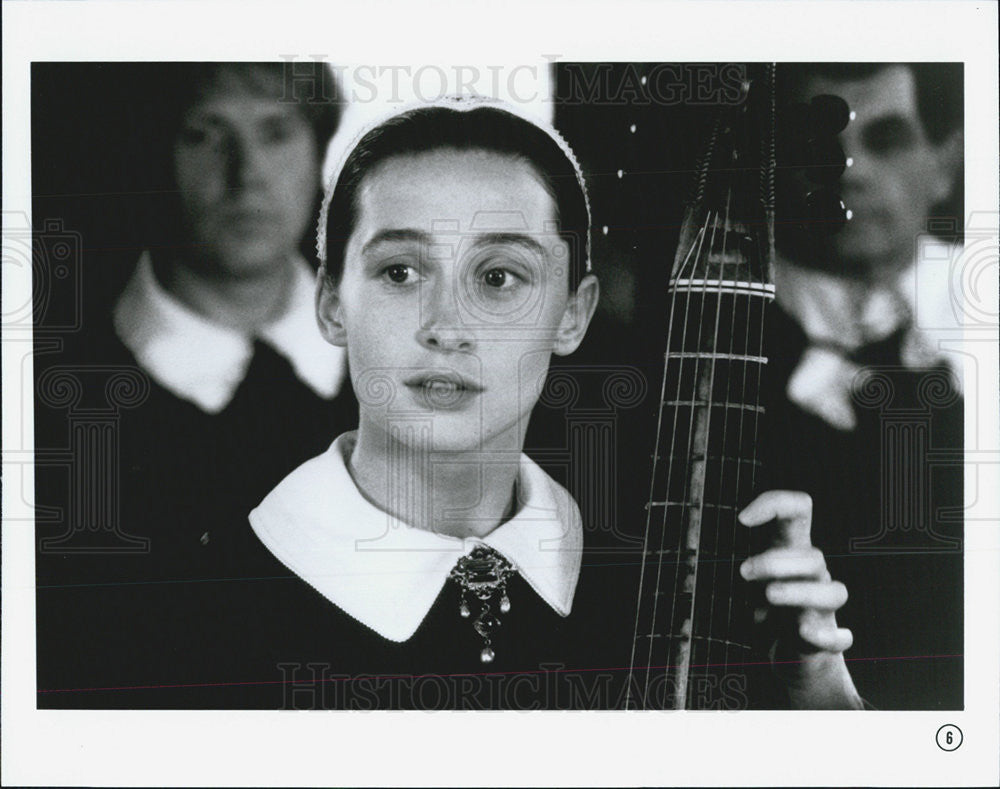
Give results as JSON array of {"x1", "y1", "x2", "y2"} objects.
[{"x1": 3, "y1": 1, "x2": 998, "y2": 786}]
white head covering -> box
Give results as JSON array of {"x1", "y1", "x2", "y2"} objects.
[{"x1": 315, "y1": 95, "x2": 592, "y2": 275}]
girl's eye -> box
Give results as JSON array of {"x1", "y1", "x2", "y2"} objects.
[
  {"x1": 481, "y1": 266, "x2": 528, "y2": 290},
  {"x1": 483, "y1": 268, "x2": 509, "y2": 288},
  {"x1": 385, "y1": 264, "x2": 412, "y2": 283}
]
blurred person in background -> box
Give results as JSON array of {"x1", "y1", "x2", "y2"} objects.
[
  {"x1": 761, "y1": 62, "x2": 964, "y2": 709},
  {"x1": 772, "y1": 62, "x2": 963, "y2": 430},
  {"x1": 36, "y1": 62, "x2": 357, "y2": 707}
]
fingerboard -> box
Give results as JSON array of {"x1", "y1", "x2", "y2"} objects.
[{"x1": 626, "y1": 65, "x2": 776, "y2": 710}]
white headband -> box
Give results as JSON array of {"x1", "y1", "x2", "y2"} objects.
[{"x1": 316, "y1": 95, "x2": 592, "y2": 275}]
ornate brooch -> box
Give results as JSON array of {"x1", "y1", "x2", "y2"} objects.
[{"x1": 449, "y1": 545, "x2": 515, "y2": 663}]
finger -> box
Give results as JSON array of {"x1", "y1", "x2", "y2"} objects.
[
  {"x1": 740, "y1": 547, "x2": 826, "y2": 581},
  {"x1": 738, "y1": 490, "x2": 813, "y2": 548},
  {"x1": 766, "y1": 580, "x2": 849, "y2": 611},
  {"x1": 799, "y1": 622, "x2": 853, "y2": 653}
]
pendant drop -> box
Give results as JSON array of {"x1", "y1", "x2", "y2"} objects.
[{"x1": 449, "y1": 546, "x2": 516, "y2": 663}]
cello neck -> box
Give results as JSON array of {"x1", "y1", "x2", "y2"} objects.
[{"x1": 627, "y1": 64, "x2": 777, "y2": 710}]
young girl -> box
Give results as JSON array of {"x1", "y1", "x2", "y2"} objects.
[{"x1": 239, "y1": 100, "x2": 864, "y2": 710}]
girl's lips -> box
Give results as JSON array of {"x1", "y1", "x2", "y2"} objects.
[{"x1": 403, "y1": 371, "x2": 484, "y2": 393}]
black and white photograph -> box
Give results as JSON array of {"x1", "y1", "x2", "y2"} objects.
[{"x1": 3, "y1": 1, "x2": 999, "y2": 786}]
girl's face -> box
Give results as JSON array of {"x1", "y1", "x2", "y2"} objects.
[{"x1": 321, "y1": 148, "x2": 596, "y2": 452}]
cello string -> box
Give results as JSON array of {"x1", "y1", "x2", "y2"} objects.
[
  {"x1": 631, "y1": 215, "x2": 707, "y2": 708},
  {"x1": 748, "y1": 65, "x2": 776, "y2": 592},
  {"x1": 726, "y1": 65, "x2": 776, "y2": 676},
  {"x1": 694, "y1": 147, "x2": 738, "y2": 703},
  {"x1": 655, "y1": 213, "x2": 710, "y2": 707},
  {"x1": 702, "y1": 172, "x2": 738, "y2": 691},
  {"x1": 725, "y1": 137, "x2": 758, "y2": 674},
  {"x1": 626, "y1": 230, "x2": 694, "y2": 708},
  {"x1": 728, "y1": 279, "x2": 756, "y2": 661},
  {"x1": 679, "y1": 203, "x2": 720, "y2": 707},
  {"x1": 656, "y1": 110, "x2": 722, "y2": 706},
  {"x1": 753, "y1": 64, "x2": 777, "y2": 496}
]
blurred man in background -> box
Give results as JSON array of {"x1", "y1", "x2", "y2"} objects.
[
  {"x1": 762, "y1": 62, "x2": 964, "y2": 709},
  {"x1": 36, "y1": 62, "x2": 357, "y2": 707},
  {"x1": 772, "y1": 62, "x2": 963, "y2": 429}
]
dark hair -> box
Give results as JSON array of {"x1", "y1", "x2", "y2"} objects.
[
  {"x1": 152, "y1": 61, "x2": 342, "y2": 151},
  {"x1": 320, "y1": 105, "x2": 591, "y2": 289},
  {"x1": 777, "y1": 62, "x2": 963, "y2": 144},
  {"x1": 139, "y1": 62, "x2": 342, "y2": 265}
]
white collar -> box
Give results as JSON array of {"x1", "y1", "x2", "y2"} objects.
[
  {"x1": 248, "y1": 432, "x2": 583, "y2": 643},
  {"x1": 113, "y1": 252, "x2": 346, "y2": 414},
  {"x1": 774, "y1": 235, "x2": 964, "y2": 430}
]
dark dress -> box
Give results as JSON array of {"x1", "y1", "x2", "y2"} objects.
[{"x1": 36, "y1": 505, "x2": 781, "y2": 710}]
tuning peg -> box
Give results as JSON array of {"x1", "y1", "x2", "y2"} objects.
[
  {"x1": 809, "y1": 94, "x2": 850, "y2": 135},
  {"x1": 782, "y1": 97, "x2": 849, "y2": 182},
  {"x1": 807, "y1": 136, "x2": 847, "y2": 184},
  {"x1": 804, "y1": 188, "x2": 848, "y2": 235},
  {"x1": 777, "y1": 92, "x2": 851, "y2": 236}
]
